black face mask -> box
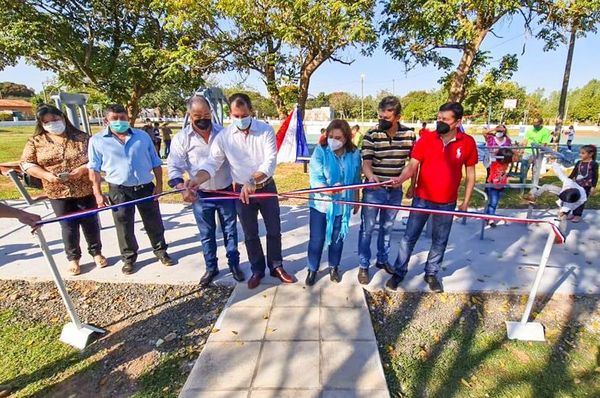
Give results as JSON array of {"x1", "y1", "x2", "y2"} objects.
[
  {"x1": 436, "y1": 121, "x2": 451, "y2": 135},
  {"x1": 378, "y1": 119, "x2": 393, "y2": 131},
  {"x1": 194, "y1": 118, "x2": 212, "y2": 131}
]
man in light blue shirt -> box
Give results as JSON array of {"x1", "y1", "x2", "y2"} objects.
[{"x1": 88, "y1": 104, "x2": 173, "y2": 274}]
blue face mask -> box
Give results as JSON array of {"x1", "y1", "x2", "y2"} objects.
[
  {"x1": 109, "y1": 120, "x2": 130, "y2": 134},
  {"x1": 232, "y1": 116, "x2": 252, "y2": 131}
]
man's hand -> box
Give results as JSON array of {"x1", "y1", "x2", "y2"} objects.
[
  {"x1": 591, "y1": 187, "x2": 596, "y2": 197},
  {"x1": 388, "y1": 176, "x2": 404, "y2": 188},
  {"x1": 457, "y1": 202, "x2": 469, "y2": 213},
  {"x1": 367, "y1": 175, "x2": 381, "y2": 189},
  {"x1": 68, "y1": 167, "x2": 87, "y2": 179},
  {"x1": 406, "y1": 184, "x2": 414, "y2": 199},
  {"x1": 353, "y1": 204, "x2": 360, "y2": 215},
  {"x1": 94, "y1": 193, "x2": 109, "y2": 208},
  {"x1": 177, "y1": 182, "x2": 197, "y2": 203},
  {"x1": 17, "y1": 210, "x2": 42, "y2": 230},
  {"x1": 240, "y1": 183, "x2": 256, "y2": 205}
]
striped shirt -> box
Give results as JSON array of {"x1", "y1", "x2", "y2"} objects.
[{"x1": 361, "y1": 126, "x2": 416, "y2": 181}]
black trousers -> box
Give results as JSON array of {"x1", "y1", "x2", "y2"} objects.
[
  {"x1": 573, "y1": 186, "x2": 592, "y2": 217},
  {"x1": 49, "y1": 195, "x2": 102, "y2": 261},
  {"x1": 108, "y1": 182, "x2": 168, "y2": 262},
  {"x1": 235, "y1": 180, "x2": 282, "y2": 276}
]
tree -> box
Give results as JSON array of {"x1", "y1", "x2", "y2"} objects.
[
  {"x1": 0, "y1": 82, "x2": 35, "y2": 98},
  {"x1": 139, "y1": 86, "x2": 188, "y2": 118},
  {"x1": 402, "y1": 90, "x2": 446, "y2": 122},
  {"x1": 0, "y1": 0, "x2": 223, "y2": 123},
  {"x1": 306, "y1": 92, "x2": 330, "y2": 109},
  {"x1": 569, "y1": 79, "x2": 600, "y2": 122},
  {"x1": 328, "y1": 92, "x2": 356, "y2": 118},
  {"x1": 214, "y1": 0, "x2": 376, "y2": 118},
  {"x1": 536, "y1": 0, "x2": 600, "y2": 131},
  {"x1": 380, "y1": 0, "x2": 535, "y2": 102},
  {"x1": 223, "y1": 85, "x2": 279, "y2": 118}
]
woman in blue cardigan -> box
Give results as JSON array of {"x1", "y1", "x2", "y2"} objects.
[{"x1": 306, "y1": 119, "x2": 362, "y2": 285}]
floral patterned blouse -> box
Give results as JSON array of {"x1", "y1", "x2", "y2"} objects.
[{"x1": 21, "y1": 131, "x2": 93, "y2": 199}]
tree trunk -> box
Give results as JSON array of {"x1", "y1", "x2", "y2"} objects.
[
  {"x1": 298, "y1": 53, "x2": 327, "y2": 120},
  {"x1": 127, "y1": 87, "x2": 144, "y2": 126},
  {"x1": 264, "y1": 62, "x2": 287, "y2": 119},
  {"x1": 448, "y1": 29, "x2": 488, "y2": 103},
  {"x1": 555, "y1": 26, "x2": 576, "y2": 135}
]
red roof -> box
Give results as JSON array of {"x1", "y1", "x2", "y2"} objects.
[{"x1": 0, "y1": 99, "x2": 33, "y2": 108}]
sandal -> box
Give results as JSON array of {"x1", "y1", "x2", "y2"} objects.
[
  {"x1": 68, "y1": 260, "x2": 81, "y2": 276},
  {"x1": 94, "y1": 254, "x2": 108, "y2": 268}
]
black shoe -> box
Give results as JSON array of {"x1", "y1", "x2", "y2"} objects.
[
  {"x1": 329, "y1": 267, "x2": 341, "y2": 283},
  {"x1": 158, "y1": 253, "x2": 174, "y2": 266},
  {"x1": 229, "y1": 265, "x2": 245, "y2": 282},
  {"x1": 424, "y1": 274, "x2": 443, "y2": 293},
  {"x1": 305, "y1": 270, "x2": 317, "y2": 286},
  {"x1": 357, "y1": 267, "x2": 370, "y2": 285},
  {"x1": 122, "y1": 261, "x2": 135, "y2": 275},
  {"x1": 375, "y1": 261, "x2": 395, "y2": 275},
  {"x1": 385, "y1": 273, "x2": 405, "y2": 291},
  {"x1": 199, "y1": 269, "x2": 219, "y2": 287}
]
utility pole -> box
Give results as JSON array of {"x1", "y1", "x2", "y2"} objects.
[
  {"x1": 556, "y1": 22, "x2": 577, "y2": 137},
  {"x1": 360, "y1": 74, "x2": 365, "y2": 122}
]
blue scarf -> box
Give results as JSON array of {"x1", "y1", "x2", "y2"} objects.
[{"x1": 322, "y1": 147, "x2": 359, "y2": 246}]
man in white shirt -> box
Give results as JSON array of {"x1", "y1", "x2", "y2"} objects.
[
  {"x1": 187, "y1": 93, "x2": 295, "y2": 289},
  {"x1": 167, "y1": 96, "x2": 243, "y2": 287}
]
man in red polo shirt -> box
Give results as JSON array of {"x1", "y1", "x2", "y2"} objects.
[{"x1": 386, "y1": 102, "x2": 478, "y2": 292}]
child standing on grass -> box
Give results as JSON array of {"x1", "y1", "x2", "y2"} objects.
[
  {"x1": 568, "y1": 145, "x2": 598, "y2": 223},
  {"x1": 485, "y1": 147, "x2": 513, "y2": 227}
]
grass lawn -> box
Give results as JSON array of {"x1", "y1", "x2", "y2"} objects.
[{"x1": 1, "y1": 125, "x2": 598, "y2": 210}]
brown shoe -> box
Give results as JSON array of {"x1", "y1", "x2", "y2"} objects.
[
  {"x1": 270, "y1": 266, "x2": 295, "y2": 283},
  {"x1": 94, "y1": 254, "x2": 108, "y2": 268},
  {"x1": 68, "y1": 260, "x2": 81, "y2": 276},
  {"x1": 248, "y1": 273, "x2": 263, "y2": 289}
]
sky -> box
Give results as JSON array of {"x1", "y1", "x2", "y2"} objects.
[{"x1": 1, "y1": 15, "x2": 598, "y2": 99}]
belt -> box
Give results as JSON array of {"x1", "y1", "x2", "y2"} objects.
[
  {"x1": 255, "y1": 177, "x2": 273, "y2": 190},
  {"x1": 109, "y1": 182, "x2": 153, "y2": 191}
]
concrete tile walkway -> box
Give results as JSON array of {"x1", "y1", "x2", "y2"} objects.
[{"x1": 179, "y1": 282, "x2": 389, "y2": 398}]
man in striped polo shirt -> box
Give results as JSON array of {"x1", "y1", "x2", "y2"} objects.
[{"x1": 357, "y1": 96, "x2": 416, "y2": 284}]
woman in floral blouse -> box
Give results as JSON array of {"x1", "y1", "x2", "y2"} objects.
[{"x1": 21, "y1": 104, "x2": 106, "y2": 275}]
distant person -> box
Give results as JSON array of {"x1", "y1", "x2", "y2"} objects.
[
  {"x1": 483, "y1": 124, "x2": 512, "y2": 179},
  {"x1": 351, "y1": 124, "x2": 364, "y2": 148},
  {"x1": 485, "y1": 148, "x2": 514, "y2": 227},
  {"x1": 88, "y1": 104, "x2": 173, "y2": 274},
  {"x1": 305, "y1": 119, "x2": 361, "y2": 286},
  {"x1": 21, "y1": 104, "x2": 106, "y2": 275},
  {"x1": 153, "y1": 122, "x2": 162, "y2": 154},
  {"x1": 567, "y1": 145, "x2": 598, "y2": 222},
  {"x1": 386, "y1": 102, "x2": 478, "y2": 293},
  {"x1": 319, "y1": 127, "x2": 327, "y2": 145},
  {"x1": 161, "y1": 122, "x2": 173, "y2": 158},
  {"x1": 418, "y1": 122, "x2": 430, "y2": 137},
  {"x1": 564, "y1": 125, "x2": 575, "y2": 151},
  {"x1": 519, "y1": 117, "x2": 551, "y2": 183},
  {"x1": 358, "y1": 96, "x2": 416, "y2": 285},
  {"x1": 0, "y1": 203, "x2": 41, "y2": 228}
]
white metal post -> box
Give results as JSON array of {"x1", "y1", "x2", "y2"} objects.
[{"x1": 506, "y1": 223, "x2": 557, "y2": 341}]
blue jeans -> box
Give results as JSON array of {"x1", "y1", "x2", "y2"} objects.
[
  {"x1": 358, "y1": 187, "x2": 403, "y2": 268},
  {"x1": 307, "y1": 207, "x2": 343, "y2": 272},
  {"x1": 192, "y1": 186, "x2": 240, "y2": 273},
  {"x1": 394, "y1": 197, "x2": 455, "y2": 276},
  {"x1": 520, "y1": 158, "x2": 530, "y2": 183},
  {"x1": 485, "y1": 188, "x2": 503, "y2": 215}
]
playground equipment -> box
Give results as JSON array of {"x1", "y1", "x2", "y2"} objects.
[
  {"x1": 52, "y1": 92, "x2": 92, "y2": 136},
  {"x1": 182, "y1": 87, "x2": 228, "y2": 128}
]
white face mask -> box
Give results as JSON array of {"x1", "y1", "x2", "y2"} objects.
[
  {"x1": 43, "y1": 120, "x2": 66, "y2": 135},
  {"x1": 495, "y1": 132, "x2": 505, "y2": 139},
  {"x1": 327, "y1": 138, "x2": 344, "y2": 151}
]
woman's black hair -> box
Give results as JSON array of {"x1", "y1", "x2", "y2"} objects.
[
  {"x1": 580, "y1": 144, "x2": 597, "y2": 161},
  {"x1": 34, "y1": 104, "x2": 82, "y2": 138}
]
